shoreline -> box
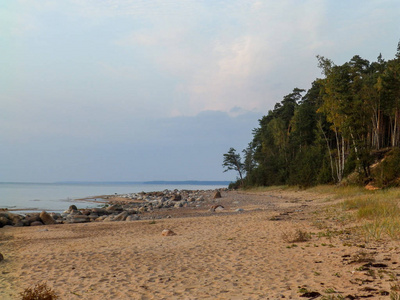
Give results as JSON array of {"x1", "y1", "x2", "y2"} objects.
[
  {"x1": 1, "y1": 188, "x2": 399, "y2": 299},
  {"x1": 0, "y1": 189, "x2": 226, "y2": 227},
  {"x1": 0, "y1": 182, "x2": 229, "y2": 213}
]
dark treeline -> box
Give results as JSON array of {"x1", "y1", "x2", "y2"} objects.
[{"x1": 225, "y1": 42, "x2": 400, "y2": 188}]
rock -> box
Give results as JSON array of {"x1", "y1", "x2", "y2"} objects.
[
  {"x1": 88, "y1": 213, "x2": 99, "y2": 220},
  {"x1": 300, "y1": 291, "x2": 321, "y2": 298},
  {"x1": 30, "y1": 221, "x2": 44, "y2": 226},
  {"x1": 91, "y1": 208, "x2": 108, "y2": 215},
  {"x1": 174, "y1": 202, "x2": 183, "y2": 208},
  {"x1": 49, "y1": 212, "x2": 61, "y2": 220},
  {"x1": 235, "y1": 208, "x2": 244, "y2": 213},
  {"x1": 213, "y1": 191, "x2": 222, "y2": 199},
  {"x1": 114, "y1": 211, "x2": 128, "y2": 221},
  {"x1": 22, "y1": 214, "x2": 40, "y2": 226},
  {"x1": 64, "y1": 209, "x2": 81, "y2": 215},
  {"x1": 161, "y1": 229, "x2": 177, "y2": 236},
  {"x1": 209, "y1": 204, "x2": 224, "y2": 212},
  {"x1": 0, "y1": 216, "x2": 10, "y2": 227},
  {"x1": 65, "y1": 215, "x2": 89, "y2": 223},
  {"x1": 170, "y1": 194, "x2": 182, "y2": 201},
  {"x1": 8, "y1": 213, "x2": 22, "y2": 226},
  {"x1": 39, "y1": 211, "x2": 56, "y2": 225},
  {"x1": 106, "y1": 205, "x2": 123, "y2": 213},
  {"x1": 103, "y1": 215, "x2": 116, "y2": 222},
  {"x1": 215, "y1": 206, "x2": 224, "y2": 212},
  {"x1": 126, "y1": 215, "x2": 140, "y2": 221},
  {"x1": 196, "y1": 196, "x2": 205, "y2": 201},
  {"x1": 13, "y1": 221, "x2": 24, "y2": 227},
  {"x1": 80, "y1": 209, "x2": 91, "y2": 216},
  {"x1": 0, "y1": 253, "x2": 3, "y2": 262},
  {"x1": 69, "y1": 205, "x2": 78, "y2": 211}
]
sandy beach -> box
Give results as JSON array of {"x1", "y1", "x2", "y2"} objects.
[{"x1": 1, "y1": 188, "x2": 399, "y2": 299}]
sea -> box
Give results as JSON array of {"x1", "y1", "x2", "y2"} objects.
[{"x1": 0, "y1": 181, "x2": 230, "y2": 213}]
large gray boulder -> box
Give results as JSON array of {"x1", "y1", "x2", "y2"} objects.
[{"x1": 39, "y1": 211, "x2": 56, "y2": 225}]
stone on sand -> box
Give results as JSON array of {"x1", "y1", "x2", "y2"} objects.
[
  {"x1": 209, "y1": 205, "x2": 224, "y2": 212},
  {"x1": 162, "y1": 229, "x2": 177, "y2": 236}
]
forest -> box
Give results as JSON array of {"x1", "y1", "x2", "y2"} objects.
[{"x1": 224, "y1": 42, "x2": 400, "y2": 188}]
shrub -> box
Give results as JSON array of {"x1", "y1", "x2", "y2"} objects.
[
  {"x1": 282, "y1": 228, "x2": 311, "y2": 243},
  {"x1": 373, "y1": 148, "x2": 400, "y2": 187},
  {"x1": 20, "y1": 282, "x2": 59, "y2": 300}
]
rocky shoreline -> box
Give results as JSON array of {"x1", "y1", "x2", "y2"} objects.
[{"x1": 0, "y1": 188, "x2": 227, "y2": 228}]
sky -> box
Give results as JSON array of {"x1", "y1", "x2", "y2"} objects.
[{"x1": 1, "y1": 0, "x2": 400, "y2": 182}]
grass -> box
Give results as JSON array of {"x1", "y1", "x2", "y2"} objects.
[
  {"x1": 309, "y1": 186, "x2": 400, "y2": 241},
  {"x1": 342, "y1": 193, "x2": 400, "y2": 240},
  {"x1": 309, "y1": 184, "x2": 369, "y2": 199},
  {"x1": 243, "y1": 185, "x2": 289, "y2": 193},
  {"x1": 282, "y1": 228, "x2": 311, "y2": 243},
  {"x1": 250, "y1": 184, "x2": 400, "y2": 241},
  {"x1": 391, "y1": 291, "x2": 400, "y2": 300},
  {"x1": 20, "y1": 282, "x2": 59, "y2": 300}
]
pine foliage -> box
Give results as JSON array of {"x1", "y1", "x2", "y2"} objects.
[{"x1": 227, "y1": 41, "x2": 400, "y2": 188}]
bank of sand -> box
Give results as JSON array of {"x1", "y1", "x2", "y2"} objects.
[{"x1": 1, "y1": 189, "x2": 400, "y2": 299}]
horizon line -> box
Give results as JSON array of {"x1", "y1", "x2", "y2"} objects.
[{"x1": 0, "y1": 180, "x2": 231, "y2": 185}]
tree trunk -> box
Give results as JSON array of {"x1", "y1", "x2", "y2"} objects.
[{"x1": 319, "y1": 122, "x2": 336, "y2": 183}]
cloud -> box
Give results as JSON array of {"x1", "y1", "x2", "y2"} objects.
[
  {"x1": 3, "y1": 0, "x2": 400, "y2": 182},
  {"x1": 110, "y1": 0, "x2": 330, "y2": 116}
]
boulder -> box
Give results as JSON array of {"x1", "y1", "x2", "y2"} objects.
[
  {"x1": 88, "y1": 213, "x2": 99, "y2": 220},
  {"x1": 103, "y1": 215, "x2": 116, "y2": 222},
  {"x1": 170, "y1": 194, "x2": 182, "y2": 201},
  {"x1": 80, "y1": 209, "x2": 91, "y2": 216},
  {"x1": 69, "y1": 205, "x2": 78, "y2": 211},
  {"x1": 209, "y1": 205, "x2": 224, "y2": 212},
  {"x1": 106, "y1": 205, "x2": 123, "y2": 213},
  {"x1": 10, "y1": 214, "x2": 24, "y2": 227},
  {"x1": 64, "y1": 209, "x2": 81, "y2": 215},
  {"x1": 39, "y1": 211, "x2": 56, "y2": 225},
  {"x1": 114, "y1": 211, "x2": 128, "y2": 221},
  {"x1": 0, "y1": 216, "x2": 10, "y2": 227},
  {"x1": 22, "y1": 214, "x2": 40, "y2": 226},
  {"x1": 49, "y1": 212, "x2": 61, "y2": 220},
  {"x1": 196, "y1": 196, "x2": 205, "y2": 201},
  {"x1": 30, "y1": 221, "x2": 44, "y2": 226},
  {"x1": 174, "y1": 202, "x2": 183, "y2": 208},
  {"x1": 65, "y1": 215, "x2": 89, "y2": 223},
  {"x1": 213, "y1": 191, "x2": 222, "y2": 199},
  {"x1": 126, "y1": 215, "x2": 140, "y2": 221},
  {"x1": 91, "y1": 208, "x2": 108, "y2": 215}
]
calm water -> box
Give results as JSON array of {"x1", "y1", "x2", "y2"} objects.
[{"x1": 0, "y1": 182, "x2": 228, "y2": 212}]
